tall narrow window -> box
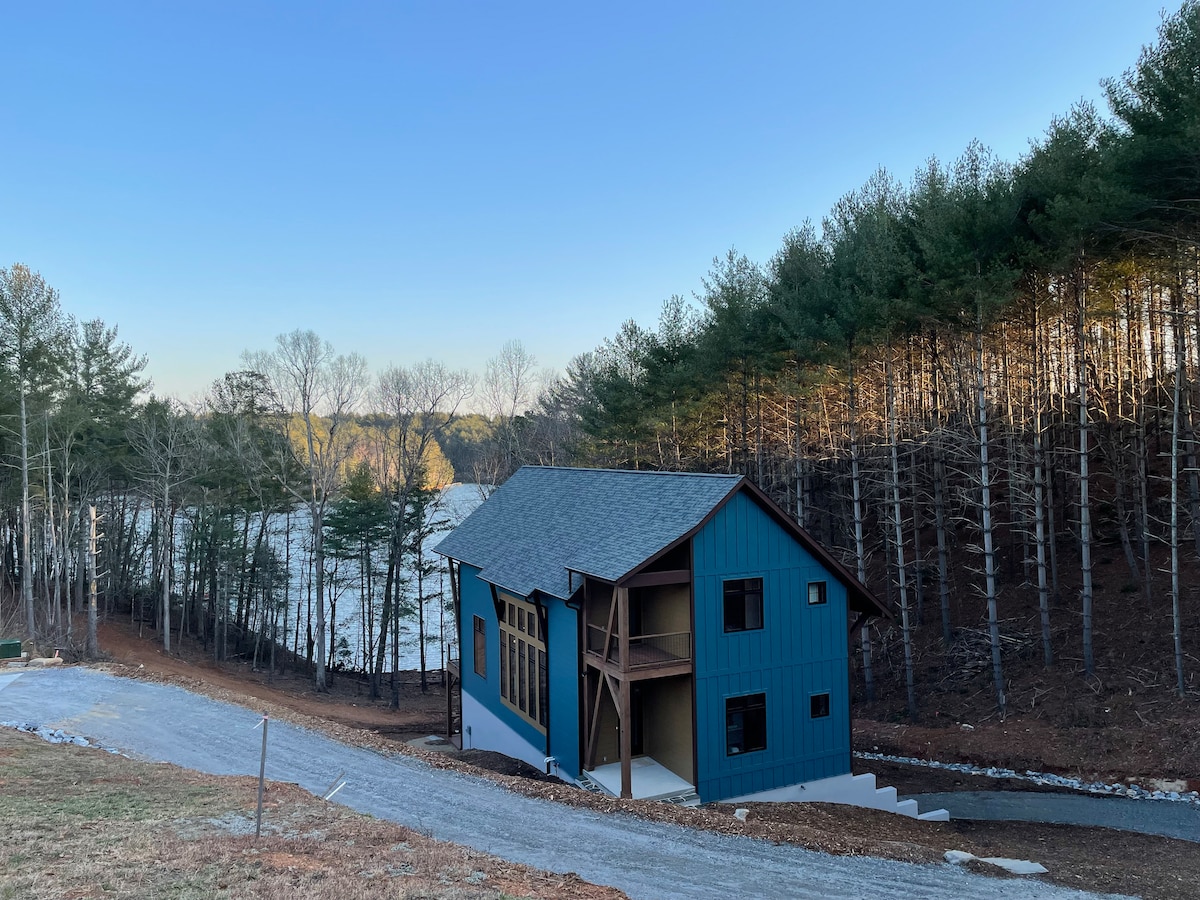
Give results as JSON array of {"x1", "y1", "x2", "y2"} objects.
[
  {"x1": 497, "y1": 592, "x2": 548, "y2": 733},
  {"x1": 537, "y1": 649, "x2": 548, "y2": 727},
  {"x1": 499, "y1": 632, "x2": 506, "y2": 697},
  {"x1": 508, "y1": 634, "x2": 517, "y2": 702},
  {"x1": 725, "y1": 693, "x2": 767, "y2": 755},
  {"x1": 723, "y1": 578, "x2": 764, "y2": 632},
  {"x1": 473, "y1": 616, "x2": 487, "y2": 678}
]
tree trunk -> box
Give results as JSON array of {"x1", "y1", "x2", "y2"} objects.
[
  {"x1": 977, "y1": 310, "x2": 1005, "y2": 715},
  {"x1": 1077, "y1": 272, "x2": 1095, "y2": 678},
  {"x1": 86, "y1": 505, "x2": 99, "y2": 659},
  {"x1": 886, "y1": 348, "x2": 917, "y2": 720},
  {"x1": 161, "y1": 482, "x2": 172, "y2": 655},
  {"x1": 1171, "y1": 296, "x2": 1187, "y2": 696},
  {"x1": 848, "y1": 366, "x2": 874, "y2": 702},
  {"x1": 20, "y1": 386, "x2": 35, "y2": 642},
  {"x1": 1032, "y1": 303, "x2": 1053, "y2": 668}
]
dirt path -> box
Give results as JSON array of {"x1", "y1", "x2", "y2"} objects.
[{"x1": 2, "y1": 666, "x2": 1128, "y2": 900}]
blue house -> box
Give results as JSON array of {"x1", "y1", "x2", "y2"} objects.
[{"x1": 435, "y1": 466, "x2": 888, "y2": 804}]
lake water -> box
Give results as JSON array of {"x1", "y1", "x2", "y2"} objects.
[
  {"x1": 151, "y1": 483, "x2": 484, "y2": 674},
  {"x1": 286, "y1": 482, "x2": 483, "y2": 673}
]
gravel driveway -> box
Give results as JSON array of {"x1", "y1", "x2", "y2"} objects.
[{"x1": 0, "y1": 667, "x2": 1127, "y2": 900}]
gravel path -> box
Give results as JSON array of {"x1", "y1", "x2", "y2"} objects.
[
  {"x1": 0, "y1": 667, "x2": 1126, "y2": 900},
  {"x1": 915, "y1": 791, "x2": 1200, "y2": 843}
]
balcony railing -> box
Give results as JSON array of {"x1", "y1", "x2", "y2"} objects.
[{"x1": 585, "y1": 625, "x2": 691, "y2": 670}]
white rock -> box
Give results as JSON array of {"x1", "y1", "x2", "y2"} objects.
[
  {"x1": 980, "y1": 857, "x2": 1049, "y2": 876},
  {"x1": 733, "y1": 808, "x2": 749, "y2": 822},
  {"x1": 945, "y1": 850, "x2": 1048, "y2": 875}
]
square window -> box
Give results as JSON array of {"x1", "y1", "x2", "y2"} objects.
[
  {"x1": 723, "y1": 578, "x2": 764, "y2": 632},
  {"x1": 810, "y1": 692, "x2": 830, "y2": 719},
  {"x1": 808, "y1": 581, "x2": 827, "y2": 605},
  {"x1": 725, "y1": 693, "x2": 767, "y2": 755}
]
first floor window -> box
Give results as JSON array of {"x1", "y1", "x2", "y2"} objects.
[
  {"x1": 726, "y1": 692, "x2": 767, "y2": 755},
  {"x1": 473, "y1": 616, "x2": 487, "y2": 677},
  {"x1": 810, "y1": 692, "x2": 830, "y2": 718},
  {"x1": 497, "y1": 593, "x2": 547, "y2": 733},
  {"x1": 723, "y1": 577, "x2": 764, "y2": 632}
]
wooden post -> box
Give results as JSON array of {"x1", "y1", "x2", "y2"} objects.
[
  {"x1": 616, "y1": 587, "x2": 629, "y2": 672},
  {"x1": 585, "y1": 672, "x2": 604, "y2": 769},
  {"x1": 255, "y1": 714, "x2": 269, "y2": 839},
  {"x1": 619, "y1": 677, "x2": 632, "y2": 799},
  {"x1": 616, "y1": 586, "x2": 632, "y2": 798}
]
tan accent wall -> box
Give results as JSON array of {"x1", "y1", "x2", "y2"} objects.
[
  {"x1": 639, "y1": 584, "x2": 690, "y2": 635},
  {"x1": 644, "y1": 675, "x2": 694, "y2": 784},
  {"x1": 595, "y1": 684, "x2": 620, "y2": 765}
]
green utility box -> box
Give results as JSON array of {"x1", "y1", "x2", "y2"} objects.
[{"x1": 0, "y1": 639, "x2": 22, "y2": 660}]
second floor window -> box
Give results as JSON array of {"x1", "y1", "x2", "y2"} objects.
[{"x1": 723, "y1": 577, "x2": 764, "y2": 632}]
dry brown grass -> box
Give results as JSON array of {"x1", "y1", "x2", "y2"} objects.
[{"x1": 0, "y1": 728, "x2": 621, "y2": 900}]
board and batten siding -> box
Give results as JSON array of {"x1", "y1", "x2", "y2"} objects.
[
  {"x1": 692, "y1": 490, "x2": 851, "y2": 802},
  {"x1": 545, "y1": 593, "x2": 581, "y2": 779},
  {"x1": 457, "y1": 563, "x2": 582, "y2": 779}
]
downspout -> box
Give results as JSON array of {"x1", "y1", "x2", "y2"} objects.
[
  {"x1": 688, "y1": 539, "x2": 699, "y2": 798},
  {"x1": 447, "y1": 559, "x2": 461, "y2": 742},
  {"x1": 534, "y1": 591, "x2": 552, "y2": 768}
]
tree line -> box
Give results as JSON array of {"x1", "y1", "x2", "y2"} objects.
[
  {"x1": 3, "y1": 3, "x2": 1197, "y2": 718},
  {"x1": 531, "y1": 2, "x2": 1200, "y2": 715},
  {"x1": 0, "y1": 279, "x2": 540, "y2": 697}
]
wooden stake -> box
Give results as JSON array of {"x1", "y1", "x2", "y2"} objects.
[{"x1": 255, "y1": 714, "x2": 268, "y2": 839}]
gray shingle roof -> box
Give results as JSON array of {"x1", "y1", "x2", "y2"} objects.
[{"x1": 434, "y1": 466, "x2": 743, "y2": 600}]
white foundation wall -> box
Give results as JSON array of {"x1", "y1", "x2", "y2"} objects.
[
  {"x1": 461, "y1": 692, "x2": 551, "y2": 775},
  {"x1": 727, "y1": 772, "x2": 949, "y2": 821}
]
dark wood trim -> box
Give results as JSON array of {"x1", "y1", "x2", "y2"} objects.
[
  {"x1": 848, "y1": 610, "x2": 869, "y2": 637},
  {"x1": 583, "y1": 654, "x2": 693, "y2": 682},
  {"x1": 618, "y1": 568, "x2": 691, "y2": 588}
]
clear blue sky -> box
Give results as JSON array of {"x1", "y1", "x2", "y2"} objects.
[{"x1": 0, "y1": 1, "x2": 1169, "y2": 401}]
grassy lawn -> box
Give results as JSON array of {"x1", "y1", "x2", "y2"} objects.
[{"x1": 0, "y1": 728, "x2": 619, "y2": 900}]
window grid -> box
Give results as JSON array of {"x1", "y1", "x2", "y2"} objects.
[{"x1": 497, "y1": 593, "x2": 548, "y2": 733}]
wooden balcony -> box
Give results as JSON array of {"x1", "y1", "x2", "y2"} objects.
[{"x1": 585, "y1": 624, "x2": 692, "y2": 676}]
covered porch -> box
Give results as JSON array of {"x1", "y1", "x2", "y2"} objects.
[{"x1": 584, "y1": 756, "x2": 699, "y2": 804}]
